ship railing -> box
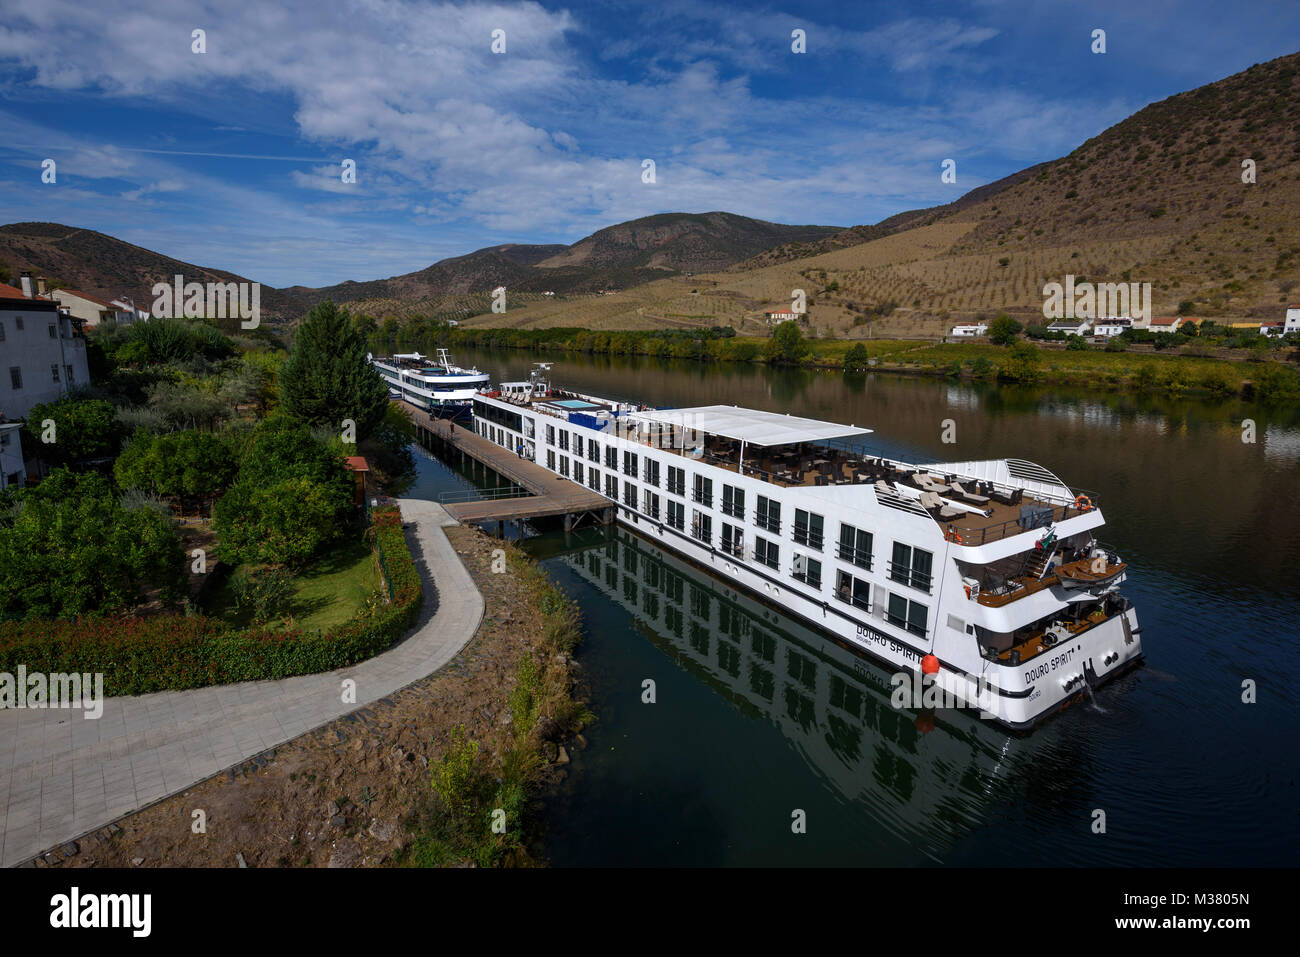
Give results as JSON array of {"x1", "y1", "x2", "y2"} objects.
[{"x1": 947, "y1": 496, "x2": 1101, "y2": 546}]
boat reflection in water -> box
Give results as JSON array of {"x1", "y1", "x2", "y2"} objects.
[{"x1": 555, "y1": 525, "x2": 1062, "y2": 862}]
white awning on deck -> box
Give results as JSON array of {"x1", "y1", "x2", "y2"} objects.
[{"x1": 626, "y1": 405, "x2": 871, "y2": 447}]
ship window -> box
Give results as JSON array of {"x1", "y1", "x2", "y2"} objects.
[
  {"x1": 667, "y1": 500, "x2": 685, "y2": 531},
  {"x1": 623, "y1": 450, "x2": 638, "y2": 476},
  {"x1": 587, "y1": 438, "x2": 599, "y2": 462},
  {"x1": 588, "y1": 467, "x2": 600, "y2": 492},
  {"x1": 605, "y1": 446, "x2": 617, "y2": 469},
  {"x1": 792, "y1": 554, "x2": 822, "y2": 589},
  {"x1": 838, "y1": 524, "x2": 873, "y2": 569},
  {"x1": 623, "y1": 481, "x2": 638, "y2": 509},
  {"x1": 691, "y1": 510, "x2": 712, "y2": 544},
  {"x1": 722, "y1": 484, "x2": 744, "y2": 518},
  {"x1": 793, "y1": 509, "x2": 824, "y2": 549},
  {"x1": 574, "y1": 461, "x2": 584, "y2": 485},
  {"x1": 605, "y1": 475, "x2": 618, "y2": 499},
  {"x1": 643, "y1": 491, "x2": 660, "y2": 520},
  {"x1": 559, "y1": 455, "x2": 570, "y2": 478},
  {"x1": 667, "y1": 465, "x2": 685, "y2": 496},
  {"x1": 889, "y1": 542, "x2": 933, "y2": 593},
  {"x1": 755, "y1": 495, "x2": 781, "y2": 534},
  {"x1": 546, "y1": 450, "x2": 555, "y2": 470},
  {"x1": 644, "y1": 458, "x2": 660, "y2": 487},
  {"x1": 754, "y1": 536, "x2": 779, "y2": 570},
  {"x1": 835, "y1": 571, "x2": 871, "y2": 612},
  {"x1": 546, "y1": 424, "x2": 555, "y2": 445},
  {"x1": 559, "y1": 430, "x2": 569, "y2": 451},
  {"x1": 692, "y1": 474, "x2": 712, "y2": 507},
  {"x1": 886, "y1": 593, "x2": 929, "y2": 637},
  {"x1": 721, "y1": 523, "x2": 743, "y2": 557}
]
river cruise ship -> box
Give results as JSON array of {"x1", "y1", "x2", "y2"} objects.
[
  {"x1": 469, "y1": 375, "x2": 1143, "y2": 730},
  {"x1": 370, "y1": 349, "x2": 488, "y2": 419}
]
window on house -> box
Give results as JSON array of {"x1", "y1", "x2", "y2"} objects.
[
  {"x1": 793, "y1": 510, "x2": 824, "y2": 549},
  {"x1": 48, "y1": 323, "x2": 57, "y2": 339},
  {"x1": 51, "y1": 364, "x2": 60, "y2": 383},
  {"x1": 8, "y1": 367, "x2": 21, "y2": 390}
]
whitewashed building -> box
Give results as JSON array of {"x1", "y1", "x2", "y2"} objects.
[
  {"x1": 1047, "y1": 319, "x2": 1092, "y2": 336},
  {"x1": 0, "y1": 422, "x2": 23, "y2": 489},
  {"x1": 0, "y1": 273, "x2": 90, "y2": 421},
  {"x1": 951, "y1": 323, "x2": 988, "y2": 337},
  {"x1": 1092, "y1": 318, "x2": 1132, "y2": 338},
  {"x1": 52, "y1": 287, "x2": 133, "y2": 327}
]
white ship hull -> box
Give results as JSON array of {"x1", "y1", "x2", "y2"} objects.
[{"x1": 469, "y1": 387, "x2": 1144, "y2": 731}]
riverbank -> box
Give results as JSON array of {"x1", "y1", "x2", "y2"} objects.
[
  {"x1": 34, "y1": 525, "x2": 590, "y2": 869},
  {"x1": 441, "y1": 326, "x2": 1299, "y2": 401}
]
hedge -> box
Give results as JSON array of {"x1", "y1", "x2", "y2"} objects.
[{"x1": 0, "y1": 506, "x2": 422, "y2": 696}]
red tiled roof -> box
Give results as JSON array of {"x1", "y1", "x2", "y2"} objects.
[
  {"x1": 1150, "y1": 317, "x2": 1181, "y2": 325},
  {"x1": 55, "y1": 288, "x2": 117, "y2": 309},
  {"x1": 0, "y1": 284, "x2": 30, "y2": 300},
  {"x1": 344, "y1": 456, "x2": 370, "y2": 472}
]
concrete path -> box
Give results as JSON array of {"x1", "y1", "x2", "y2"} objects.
[{"x1": 0, "y1": 499, "x2": 483, "y2": 867}]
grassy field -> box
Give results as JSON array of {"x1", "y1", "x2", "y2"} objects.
[{"x1": 201, "y1": 536, "x2": 380, "y2": 631}]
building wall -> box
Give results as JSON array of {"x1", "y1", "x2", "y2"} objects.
[
  {"x1": 0, "y1": 305, "x2": 89, "y2": 420},
  {"x1": 52, "y1": 291, "x2": 121, "y2": 327},
  {"x1": 0, "y1": 423, "x2": 24, "y2": 489}
]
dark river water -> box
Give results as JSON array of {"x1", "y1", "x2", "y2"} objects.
[{"x1": 405, "y1": 348, "x2": 1300, "y2": 867}]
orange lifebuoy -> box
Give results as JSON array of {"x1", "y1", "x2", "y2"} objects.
[
  {"x1": 1075, "y1": 494, "x2": 1092, "y2": 512},
  {"x1": 963, "y1": 583, "x2": 971, "y2": 599}
]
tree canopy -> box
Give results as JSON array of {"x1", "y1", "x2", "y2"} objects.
[
  {"x1": 0, "y1": 470, "x2": 185, "y2": 619},
  {"x1": 764, "y1": 320, "x2": 810, "y2": 365},
  {"x1": 23, "y1": 396, "x2": 122, "y2": 468},
  {"x1": 279, "y1": 300, "x2": 389, "y2": 441},
  {"x1": 114, "y1": 430, "x2": 237, "y2": 499}
]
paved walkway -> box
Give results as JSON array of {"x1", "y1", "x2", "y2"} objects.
[{"x1": 0, "y1": 499, "x2": 483, "y2": 867}]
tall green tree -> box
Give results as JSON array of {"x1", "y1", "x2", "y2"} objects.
[
  {"x1": 23, "y1": 397, "x2": 122, "y2": 468},
  {"x1": 988, "y1": 314, "x2": 1023, "y2": 345},
  {"x1": 279, "y1": 300, "x2": 389, "y2": 441},
  {"x1": 765, "y1": 320, "x2": 810, "y2": 365}
]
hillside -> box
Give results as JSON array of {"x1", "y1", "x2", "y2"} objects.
[
  {"x1": 466, "y1": 51, "x2": 1300, "y2": 336},
  {"x1": 0, "y1": 223, "x2": 300, "y2": 319}
]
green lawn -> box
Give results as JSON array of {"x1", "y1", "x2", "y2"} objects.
[{"x1": 201, "y1": 535, "x2": 381, "y2": 631}]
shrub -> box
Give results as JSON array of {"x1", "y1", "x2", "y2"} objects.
[
  {"x1": 0, "y1": 505, "x2": 421, "y2": 694},
  {"x1": 842, "y1": 343, "x2": 870, "y2": 373},
  {"x1": 1104, "y1": 337, "x2": 1128, "y2": 352},
  {"x1": 988, "y1": 314, "x2": 1023, "y2": 345},
  {"x1": 1065, "y1": 335, "x2": 1090, "y2": 351}
]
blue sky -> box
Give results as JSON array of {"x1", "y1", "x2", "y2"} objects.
[{"x1": 0, "y1": 0, "x2": 1296, "y2": 288}]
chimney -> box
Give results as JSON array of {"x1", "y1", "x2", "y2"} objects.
[
  {"x1": 19, "y1": 271, "x2": 33, "y2": 298},
  {"x1": 36, "y1": 276, "x2": 46, "y2": 296}
]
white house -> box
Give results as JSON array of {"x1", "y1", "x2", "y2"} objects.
[
  {"x1": 951, "y1": 323, "x2": 988, "y2": 337},
  {"x1": 0, "y1": 273, "x2": 91, "y2": 421},
  {"x1": 1149, "y1": 316, "x2": 1186, "y2": 333},
  {"x1": 110, "y1": 298, "x2": 150, "y2": 323},
  {"x1": 0, "y1": 422, "x2": 24, "y2": 490},
  {"x1": 764, "y1": 308, "x2": 800, "y2": 323},
  {"x1": 52, "y1": 287, "x2": 132, "y2": 327},
  {"x1": 1281, "y1": 305, "x2": 1300, "y2": 334},
  {"x1": 1047, "y1": 319, "x2": 1092, "y2": 336},
  {"x1": 1092, "y1": 317, "x2": 1132, "y2": 338}
]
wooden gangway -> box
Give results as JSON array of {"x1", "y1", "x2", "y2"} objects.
[{"x1": 407, "y1": 408, "x2": 613, "y2": 530}]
